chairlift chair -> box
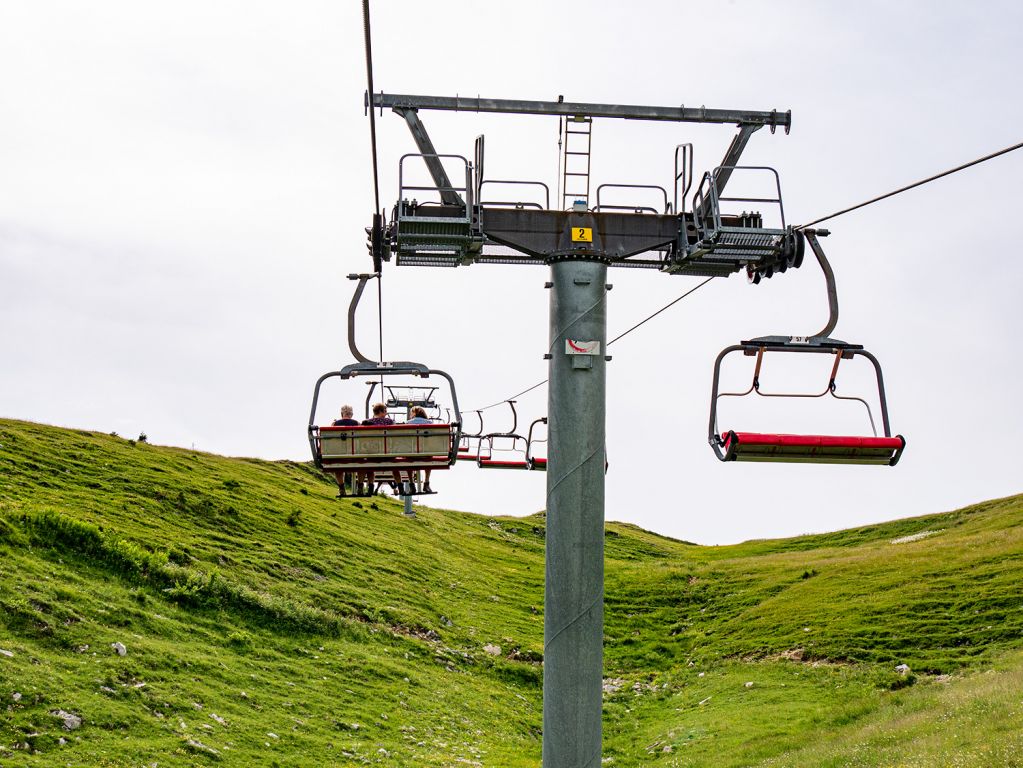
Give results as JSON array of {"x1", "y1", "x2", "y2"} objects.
[
  {"x1": 456, "y1": 410, "x2": 485, "y2": 462},
  {"x1": 708, "y1": 229, "x2": 905, "y2": 466},
  {"x1": 526, "y1": 417, "x2": 548, "y2": 471},
  {"x1": 476, "y1": 401, "x2": 530, "y2": 470},
  {"x1": 478, "y1": 435, "x2": 530, "y2": 470},
  {"x1": 309, "y1": 361, "x2": 462, "y2": 493},
  {"x1": 709, "y1": 342, "x2": 905, "y2": 465}
]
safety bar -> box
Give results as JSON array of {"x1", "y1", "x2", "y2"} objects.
[
  {"x1": 479, "y1": 179, "x2": 551, "y2": 210},
  {"x1": 526, "y1": 417, "x2": 548, "y2": 468},
  {"x1": 474, "y1": 134, "x2": 485, "y2": 202},
  {"x1": 693, "y1": 165, "x2": 786, "y2": 232},
  {"x1": 674, "y1": 143, "x2": 694, "y2": 214},
  {"x1": 383, "y1": 385, "x2": 440, "y2": 410},
  {"x1": 398, "y1": 153, "x2": 474, "y2": 209},
  {"x1": 594, "y1": 184, "x2": 670, "y2": 214}
]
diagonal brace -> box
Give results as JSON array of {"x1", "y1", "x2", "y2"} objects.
[{"x1": 394, "y1": 107, "x2": 464, "y2": 206}]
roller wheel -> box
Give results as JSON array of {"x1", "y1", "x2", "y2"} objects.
[{"x1": 791, "y1": 231, "x2": 805, "y2": 269}]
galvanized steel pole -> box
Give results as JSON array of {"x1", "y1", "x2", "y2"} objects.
[{"x1": 543, "y1": 259, "x2": 608, "y2": 768}]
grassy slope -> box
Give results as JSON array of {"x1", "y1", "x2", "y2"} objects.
[{"x1": 0, "y1": 418, "x2": 1021, "y2": 766}]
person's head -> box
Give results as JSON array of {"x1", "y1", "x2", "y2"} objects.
[
  {"x1": 411, "y1": 406, "x2": 427, "y2": 419},
  {"x1": 340, "y1": 405, "x2": 354, "y2": 419},
  {"x1": 372, "y1": 402, "x2": 388, "y2": 416}
]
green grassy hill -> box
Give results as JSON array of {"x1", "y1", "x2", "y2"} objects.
[{"x1": 1, "y1": 418, "x2": 1021, "y2": 766}]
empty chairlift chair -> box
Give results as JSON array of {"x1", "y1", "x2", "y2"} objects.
[
  {"x1": 707, "y1": 228, "x2": 905, "y2": 466},
  {"x1": 708, "y1": 341, "x2": 905, "y2": 465},
  {"x1": 476, "y1": 401, "x2": 530, "y2": 470}
]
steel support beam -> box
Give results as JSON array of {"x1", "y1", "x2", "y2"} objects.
[
  {"x1": 693, "y1": 124, "x2": 760, "y2": 220},
  {"x1": 481, "y1": 208, "x2": 678, "y2": 260},
  {"x1": 543, "y1": 260, "x2": 608, "y2": 768},
  {"x1": 712, "y1": 125, "x2": 760, "y2": 198},
  {"x1": 394, "y1": 107, "x2": 464, "y2": 206},
  {"x1": 372, "y1": 92, "x2": 791, "y2": 130}
]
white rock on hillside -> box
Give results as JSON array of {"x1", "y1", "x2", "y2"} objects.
[{"x1": 51, "y1": 710, "x2": 82, "y2": 731}]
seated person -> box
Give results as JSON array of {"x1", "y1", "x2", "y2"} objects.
[
  {"x1": 330, "y1": 405, "x2": 360, "y2": 496},
  {"x1": 361, "y1": 403, "x2": 403, "y2": 492},
  {"x1": 362, "y1": 402, "x2": 395, "y2": 426},
  {"x1": 404, "y1": 406, "x2": 435, "y2": 494},
  {"x1": 332, "y1": 404, "x2": 360, "y2": 427}
]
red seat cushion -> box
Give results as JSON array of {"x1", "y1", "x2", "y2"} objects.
[
  {"x1": 479, "y1": 459, "x2": 529, "y2": 469},
  {"x1": 724, "y1": 432, "x2": 903, "y2": 450},
  {"x1": 728, "y1": 433, "x2": 904, "y2": 449},
  {"x1": 321, "y1": 423, "x2": 451, "y2": 431}
]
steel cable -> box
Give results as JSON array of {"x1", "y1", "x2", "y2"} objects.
[
  {"x1": 361, "y1": 0, "x2": 385, "y2": 369},
  {"x1": 362, "y1": 0, "x2": 380, "y2": 215},
  {"x1": 465, "y1": 276, "x2": 716, "y2": 413},
  {"x1": 797, "y1": 139, "x2": 1023, "y2": 230}
]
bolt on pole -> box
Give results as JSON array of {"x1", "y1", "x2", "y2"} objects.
[{"x1": 543, "y1": 259, "x2": 608, "y2": 768}]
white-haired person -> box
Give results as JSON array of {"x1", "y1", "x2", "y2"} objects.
[{"x1": 329, "y1": 405, "x2": 361, "y2": 496}]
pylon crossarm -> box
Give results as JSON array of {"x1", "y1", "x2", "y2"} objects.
[{"x1": 369, "y1": 91, "x2": 792, "y2": 130}]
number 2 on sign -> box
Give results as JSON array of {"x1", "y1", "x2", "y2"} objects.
[{"x1": 572, "y1": 227, "x2": 593, "y2": 243}]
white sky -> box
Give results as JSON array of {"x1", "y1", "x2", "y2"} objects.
[{"x1": 2, "y1": 0, "x2": 1021, "y2": 544}]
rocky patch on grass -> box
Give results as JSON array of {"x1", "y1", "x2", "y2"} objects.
[
  {"x1": 890, "y1": 529, "x2": 942, "y2": 544},
  {"x1": 51, "y1": 710, "x2": 82, "y2": 731},
  {"x1": 184, "y1": 737, "x2": 220, "y2": 758}
]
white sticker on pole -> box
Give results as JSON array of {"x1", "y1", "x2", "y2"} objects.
[{"x1": 565, "y1": 339, "x2": 601, "y2": 356}]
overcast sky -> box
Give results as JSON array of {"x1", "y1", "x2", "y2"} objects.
[{"x1": 2, "y1": 1, "x2": 1021, "y2": 544}]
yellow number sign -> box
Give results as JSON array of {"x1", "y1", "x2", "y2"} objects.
[{"x1": 571, "y1": 227, "x2": 593, "y2": 243}]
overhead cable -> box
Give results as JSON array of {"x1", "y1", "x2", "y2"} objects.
[
  {"x1": 362, "y1": 0, "x2": 381, "y2": 215},
  {"x1": 361, "y1": 0, "x2": 384, "y2": 370},
  {"x1": 607, "y1": 277, "x2": 714, "y2": 345},
  {"x1": 797, "y1": 139, "x2": 1023, "y2": 230},
  {"x1": 467, "y1": 276, "x2": 716, "y2": 413}
]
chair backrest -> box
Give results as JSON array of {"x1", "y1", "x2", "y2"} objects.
[{"x1": 318, "y1": 424, "x2": 453, "y2": 470}]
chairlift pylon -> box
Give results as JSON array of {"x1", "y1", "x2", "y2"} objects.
[{"x1": 707, "y1": 229, "x2": 905, "y2": 466}]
